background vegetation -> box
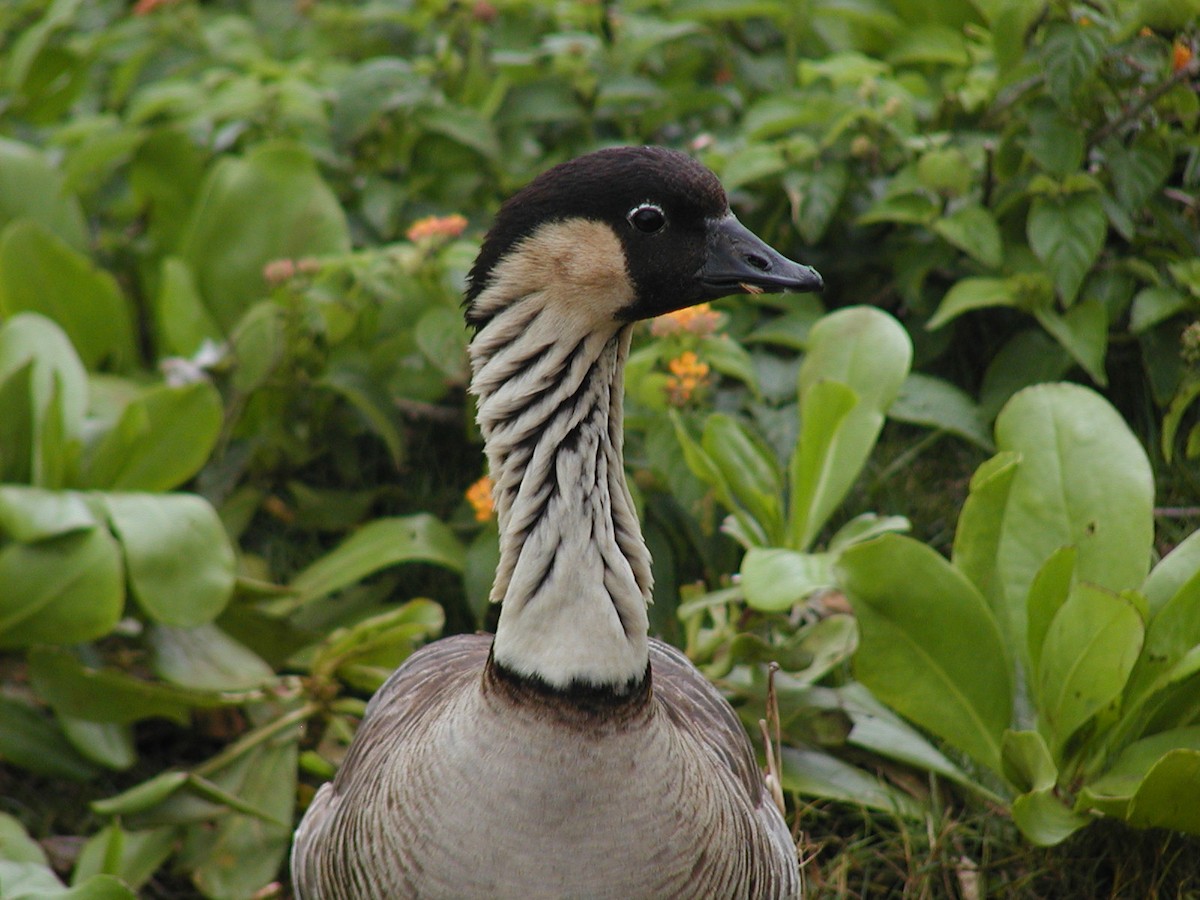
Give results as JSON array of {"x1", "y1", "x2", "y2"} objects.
[{"x1": 0, "y1": 0, "x2": 1198, "y2": 896}]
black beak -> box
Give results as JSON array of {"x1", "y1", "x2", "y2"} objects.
[{"x1": 698, "y1": 214, "x2": 823, "y2": 298}]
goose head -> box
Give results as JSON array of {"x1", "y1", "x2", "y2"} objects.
[{"x1": 464, "y1": 145, "x2": 823, "y2": 333}]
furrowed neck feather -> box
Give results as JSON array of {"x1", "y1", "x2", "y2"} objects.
[{"x1": 468, "y1": 222, "x2": 654, "y2": 690}]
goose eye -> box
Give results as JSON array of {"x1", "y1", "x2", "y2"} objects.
[{"x1": 627, "y1": 203, "x2": 666, "y2": 234}]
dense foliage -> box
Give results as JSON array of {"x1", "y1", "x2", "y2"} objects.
[{"x1": 0, "y1": 0, "x2": 1197, "y2": 896}]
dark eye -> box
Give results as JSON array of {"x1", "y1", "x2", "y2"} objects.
[{"x1": 627, "y1": 203, "x2": 666, "y2": 234}]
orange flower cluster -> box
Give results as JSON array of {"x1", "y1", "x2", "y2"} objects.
[
  {"x1": 466, "y1": 475, "x2": 496, "y2": 522},
  {"x1": 665, "y1": 351, "x2": 711, "y2": 406},
  {"x1": 650, "y1": 303, "x2": 723, "y2": 337},
  {"x1": 406, "y1": 214, "x2": 469, "y2": 243}
]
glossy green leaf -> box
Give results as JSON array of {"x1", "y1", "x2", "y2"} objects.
[
  {"x1": 0, "y1": 221, "x2": 136, "y2": 371},
  {"x1": 1143, "y1": 529, "x2": 1200, "y2": 617},
  {"x1": 288, "y1": 514, "x2": 465, "y2": 607},
  {"x1": 951, "y1": 451, "x2": 1019, "y2": 612},
  {"x1": 179, "y1": 142, "x2": 350, "y2": 331},
  {"x1": 787, "y1": 379, "x2": 856, "y2": 551},
  {"x1": 1036, "y1": 584, "x2": 1143, "y2": 759},
  {"x1": 0, "y1": 527, "x2": 123, "y2": 648},
  {"x1": 839, "y1": 534, "x2": 1012, "y2": 775},
  {"x1": 102, "y1": 493, "x2": 236, "y2": 627},
  {"x1": 672, "y1": 411, "x2": 765, "y2": 546},
  {"x1": 82, "y1": 381, "x2": 223, "y2": 492},
  {"x1": 1122, "y1": 567, "x2": 1200, "y2": 720},
  {"x1": 994, "y1": 384, "x2": 1154, "y2": 651}
]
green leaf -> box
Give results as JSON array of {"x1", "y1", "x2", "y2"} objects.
[
  {"x1": 1011, "y1": 788, "x2": 1091, "y2": 846},
  {"x1": 1026, "y1": 546, "x2": 1077, "y2": 674},
  {"x1": 0, "y1": 313, "x2": 87, "y2": 452},
  {"x1": 701, "y1": 414, "x2": 782, "y2": 543},
  {"x1": 82, "y1": 381, "x2": 223, "y2": 492},
  {"x1": 73, "y1": 824, "x2": 176, "y2": 893},
  {"x1": 1129, "y1": 286, "x2": 1189, "y2": 334},
  {"x1": 779, "y1": 746, "x2": 923, "y2": 817},
  {"x1": 839, "y1": 534, "x2": 1012, "y2": 775},
  {"x1": 1036, "y1": 584, "x2": 1143, "y2": 759},
  {"x1": 312, "y1": 599, "x2": 445, "y2": 682},
  {"x1": 415, "y1": 303, "x2": 470, "y2": 383},
  {"x1": 1027, "y1": 190, "x2": 1106, "y2": 304},
  {"x1": 932, "y1": 204, "x2": 1003, "y2": 267},
  {"x1": 102, "y1": 493, "x2": 235, "y2": 627},
  {"x1": 148, "y1": 623, "x2": 275, "y2": 691},
  {"x1": 28, "y1": 646, "x2": 235, "y2": 725},
  {"x1": 91, "y1": 771, "x2": 190, "y2": 817},
  {"x1": 1001, "y1": 729, "x2": 1058, "y2": 794},
  {"x1": 783, "y1": 163, "x2": 848, "y2": 245},
  {"x1": 1143, "y1": 529, "x2": 1200, "y2": 617},
  {"x1": 1040, "y1": 21, "x2": 1104, "y2": 109},
  {"x1": 1123, "y1": 567, "x2": 1200, "y2": 714},
  {"x1": 952, "y1": 452, "x2": 1019, "y2": 614},
  {"x1": 0, "y1": 696, "x2": 99, "y2": 780},
  {"x1": 1126, "y1": 749, "x2": 1200, "y2": 834},
  {"x1": 60, "y1": 718, "x2": 136, "y2": 770},
  {"x1": 1108, "y1": 137, "x2": 1172, "y2": 214},
  {"x1": 1080, "y1": 726, "x2": 1200, "y2": 818},
  {"x1": 288, "y1": 514, "x2": 465, "y2": 607},
  {"x1": 791, "y1": 307, "x2": 911, "y2": 550},
  {"x1": 927, "y1": 277, "x2": 1018, "y2": 330},
  {"x1": 979, "y1": 329, "x2": 1072, "y2": 419},
  {"x1": 0, "y1": 486, "x2": 95, "y2": 542},
  {"x1": 1025, "y1": 101, "x2": 1084, "y2": 176},
  {"x1": 993, "y1": 384, "x2": 1154, "y2": 652},
  {"x1": 0, "y1": 221, "x2": 136, "y2": 371},
  {"x1": 741, "y1": 547, "x2": 833, "y2": 611},
  {"x1": 154, "y1": 257, "x2": 221, "y2": 358},
  {"x1": 0, "y1": 812, "x2": 49, "y2": 865},
  {"x1": 321, "y1": 364, "x2": 407, "y2": 470},
  {"x1": 179, "y1": 142, "x2": 350, "y2": 331},
  {"x1": 0, "y1": 527, "x2": 124, "y2": 648},
  {"x1": 0, "y1": 137, "x2": 87, "y2": 250},
  {"x1": 183, "y1": 739, "x2": 297, "y2": 899},
  {"x1": 1033, "y1": 299, "x2": 1108, "y2": 386},
  {"x1": 889, "y1": 373, "x2": 994, "y2": 450},
  {"x1": 672, "y1": 411, "x2": 765, "y2": 546}
]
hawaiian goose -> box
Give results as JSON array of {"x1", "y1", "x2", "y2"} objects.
[{"x1": 291, "y1": 146, "x2": 823, "y2": 899}]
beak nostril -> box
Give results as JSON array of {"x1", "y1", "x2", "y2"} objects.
[{"x1": 746, "y1": 253, "x2": 770, "y2": 272}]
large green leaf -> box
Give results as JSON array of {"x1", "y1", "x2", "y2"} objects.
[
  {"x1": 701, "y1": 413, "x2": 783, "y2": 544},
  {"x1": 1035, "y1": 584, "x2": 1143, "y2": 759},
  {"x1": 1033, "y1": 299, "x2": 1108, "y2": 386},
  {"x1": 288, "y1": 514, "x2": 465, "y2": 607},
  {"x1": 82, "y1": 381, "x2": 223, "y2": 492},
  {"x1": 101, "y1": 493, "x2": 236, "y2": 627},
  {"x1": 0, "y1": 221, "x2": 137, "y2": 371},
  {"x1": 1126, "y1": 749, "x2": 1200, "y2": 834},
  {"x1": 790, "y1": 306, "x2": 911, "y2": 549},
  {"x1": 148, "y1": 623, "x2": 275, "y2": 691},
  {"x1": 741, "y1": 547, "x2": 833, "y2": 611},
  {"x1": 0, "y1": 485, "x2": 95, "y2": 542},
  {"x1": 779, "y1": 746, "x2": 923, "y2": 817},
  {"x1": 932, "y1": 203, "x2": 1002, "y2": 267},
  {"x1": 153, "y1": 257, "x2": 222, "y2": 358},
  {"x1": 889, "y1": 373, "x2": 994, "y2": 450},
  {"x1": 993, "y1": 384, "x2": 1153, "y2": 653},
  {"x1": 927, "y1": 277, "x2": 1018, "y2": 329},
  {"x1": 950, "y1": 451, "x2": 1018, "y2": 612},
  {"x1": 0, "y1": 527, "x2": 123, "y2": 648},
  {"x1": 839, "y1": 534, "x2": 1012, "y2": 775},
  {"x1": 179, "y1": 142, "x2": 350, "y2": 331},
  {"x1": 1011, "y1": 788, "x2": 1091, "y2": 847}
]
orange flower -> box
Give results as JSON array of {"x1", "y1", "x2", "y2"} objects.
[
  {"x1": 133, "y1": 0, "x2": 178, "y2": 14},
  {"x1": 650, "y1": 303, "x2": 724, "y2": 337},
  {"x1": 665, "y1": 351, "x2": 711, "y2": 406},
  {"x1": 466, "y1": 475, "x2": 495, "y2": 522},
  {"x1": 407, "y1": 214, "x2": 469, "y2": 243},
  {"x1": 1173, "y1": 41, "x2": 1193, "y2": 74}
]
